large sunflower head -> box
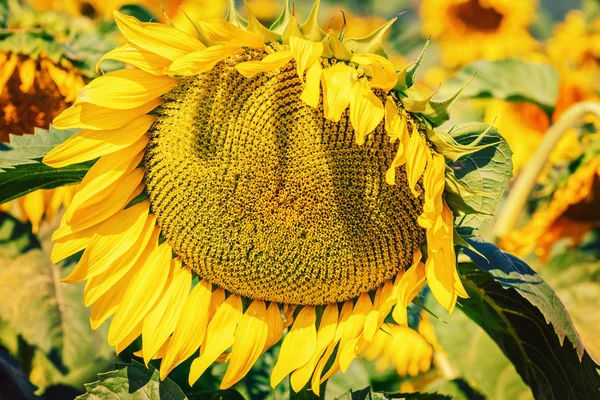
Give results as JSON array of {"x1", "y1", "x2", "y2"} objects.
[
  {"x1": 43, "y1": 0, "x2": 505, "y2": 393},
  {"x1": 420, "y1": 0, "x2": 538, "y2": 67}
]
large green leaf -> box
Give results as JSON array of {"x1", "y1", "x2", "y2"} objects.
[
  {"x1": 541, "y1": 252, "x2": 600, "y2": 361},
  {"x1": 0, "y1": 126, "x2": 92, "y2": 204},
  {"x1": 77, "y1": 361, "x2": 187, "y2": 400},
  {"x1": 442, "y1": 59, "x2": 559, "y2": 113},
  {"x1": 0, "y1": 127, "x2": 80, "y2": 171},
  {"x1": 334, "y1": 387, "x2": 452, "y2": 400},
  {"x1": 428, "y1": 302, "x2": 532, "y2": 400},
  {"x1": 445, "y1": 123, "x2": 513, "y2": 231},
  {"x1": 0, "y1": 162, "x2": 91, "y2": 204},
  {"x1": 0, "y1": 213, "x2": 114, "y2": 392},
  {"x1": 459, "y1": 241, "x2": 600, "y2": 400}
]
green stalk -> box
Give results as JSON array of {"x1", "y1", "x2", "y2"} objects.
[{"x1": 493, "y1": 101, "x2": 600, "y2": 240}]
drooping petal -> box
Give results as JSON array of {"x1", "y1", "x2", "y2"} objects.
[
  {"x1": 289, "y1": 36, "x2": 323, "y2": 81},
  {"x1": 44, "y1": 115, "x2": 153, "y2": 168},
  {"x1": 107, "y1": 242, "x2": 172, "y2": 345},
  {"x1": 142, "y1": 260, "x2": 191, "y2": 365},
  {"x1": 96, "y1": 43, "x2": 172, "y2": 75},
  {"x1": 336, "y1": 293, "x2": 373, "y2": 373},
  {"x1": 113, "y1": 10, "x2": 205, "y2": 61},
  {"x1": 392, "y1": 250, "x2": 426, "y2": 325},
  {"x1": 189, "y1": 294, "x2": 243, "y2": 385},
  {"x1": 321, "y1": 63, "x2": 356, "y2": 122},
  {"x1": 77, "y1": 69, "x2": 176, "y2": 110},
  {"x1": 235, "y1": 50, "x2": 293, "y2": 79},
  {"x1": 262, "y1": 302, "x2": 284, "y2": 353},
  {"x1": 405, "y1": 128, "x2": 429, "y2": 197},
  {"x1": 198, "y1": 19, "x2": 264, "y2": 49},
  {"x1": 221, "y1": 300, "x2": 269, "y2": 389},
  {"x1": 349, "y1": 80, "x2": 384, "y2": 145},
  {"x1": 160, "y1": 279, "x2": 212, "y2": 380},
  {"x1": 300, "y1": 61, "x2": 322, "y2": 108},
  {"x1": 270, "y1": 306, "x2": 317, "y2": 388},
  {"x1": 418, "y1": 152, "x2": 446, "y2": 229},
  {"x1": 351, "y1": 53, "x2": 397, "y2": 92},
  {"x1": 168, "y1": 45, "x2": 244, "y2": 76},
  {"x1": 290, "y1": 303, "x2": 338, "y2": 392},
  {"x1": 53, "y1": 98, "x2": 162, "y2": 130},
  {"x1": 18, "y1": 191, "x2": 44, "y2": 234},
  {"x1": 62, "y1": 201, "x2": 150, "y2": 283}
]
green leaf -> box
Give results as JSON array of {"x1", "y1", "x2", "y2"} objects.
[
  {"x1": 428, "y1": 302, "x2": 533, "y2": 400},
  {"x1": 0, "y1": 213, "x2": 114, "y2": 392},
  {"x1": 0, "y1": 127, "x2": 80, "y2": 171},
  {"x1": 77, "y1": 360, "x2": 187, "y2": 400},
  {"x1": 443, "y1": 59, "x2": 559, "y2": 113},
  {"x1": 444, "y1": 123, "x2": 513, "y2": 227},
  {"x1": 334, "y1": 387, "x2": 452, "y2": 400},
  {"x1": 459, "y1": 241, "x2": 600, "y2": 400},
  {"x1": 541, "y1": 251, "x2": 600, "y2": 361}
]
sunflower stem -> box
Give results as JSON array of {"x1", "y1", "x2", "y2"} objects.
[{"x1": 493, "y1": 101, "x2": 600, "y2": 239}]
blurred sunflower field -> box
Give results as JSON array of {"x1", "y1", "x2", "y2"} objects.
[{"x1": 1, "y1": 0, "x2": 599, "y2": 398}]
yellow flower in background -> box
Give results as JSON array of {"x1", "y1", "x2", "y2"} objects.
[
  {"x1": 30, "y1": 0, "x2": 226, "y2": 35},
  {"x1": 361, "y1": 315, "x2": 436, "y2": 378},
  {"x1": 547, "y1": 10, "x2": 600, "y2": 69},
  {"x1": 420, "y1": 0, "x2": 538, "y2": 67},
  {"x1": 42, "y1": 1, "x2": 478, "y2": 392},
  {"x1": 501, "y1": 152, "x2": 600, "y2": 263}
]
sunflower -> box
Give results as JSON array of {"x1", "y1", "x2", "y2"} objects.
[
  {"x1": 500, "y1": 120, "x2": 600, "y2": 263},
  {"x1": 420, "y1": 0, "x2": 538, "y2": 68},
  {"x1": 361, "y1": 314, "x2": 436, "y2": 378},
  {"x1": 42, "y1": 1, "x2": 497, "y2": 392},
  {"x1": 0, "y1": 2, "x2": 116, "y2": 232}
]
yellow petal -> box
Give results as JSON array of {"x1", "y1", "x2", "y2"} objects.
[
  {"x1": 311, "y1": 301, "x2": 353, "y2": 395},
  {"x1": 405, "y1": 128, "x2": 429, "y2": 197},
  {"x1": 198, "y1": 19, "x2": 264, "y2": 49},
  {"x1": 392, "y1": 251, "x2": 426, "y2": 325},
  {"x1": 44, "y1": 116, "x2": 154, "y2": 168},
  {"x1": 349, "y1": 81, "x2": 384, "y2": 145},
  {"x1": 51, "y1": 225, "x2": 95, "y2": 264},
  {"x1": 336, "y1": 293, "x2": 373, "y2": 373},
  {"x1": 189, "y1": 294, "x2": 243, "y2": 386},
  {"x1": 289, "y1": 36, "x2": 323, "y2": 81},
  {"x1": 0, "y1": 54, "x2": 18, "y2": 93},
  {"x1": 235, "y1": 50, "x2": 293, "y2": 79},
  {"x1": 18, "y1": 191, "x2": 44, "y2": 234},
  {"x1": 384, "y1": 98, "x2": 408, "y2": 143},
  {"x1": 19, "y1": 58, "x2": 36, "y2": 92},
  {"x1": 290, "y1": 303, "x2": 337, "y2": 392},
  {"x1": 262, "y1": 302, "x2": 284, "y2": 353},
  {"x1": 77, "y1": 69, "x2": 176, "y2": 110},
  {"x1": 221, "y1": 300, "x2": 269, "y2": 389},
  {"x1": 113, "y1": 10, "x2": 205, "y2": 61},
  {"x1": 363, "y1": 280, "x2": 394, "y2": 341},
  {"x1": 62, "y1": 201, "x2": 149, "y2": 283},
  {"x1": 142, "y1": 260, "x2": 191, "y2": 365},
  {"x1": 116, "y1": 320, "x2": 143, "y2": 355},
  {"x1": 160, "y1": 279, "x2": 212, "y2": 380},
  {"x1": 271, "y1": 306, "x2": 317, "y2": 388},
  {"x1": 96, "y1": 43, "x2": 171, "y2": 75},
  {"x1": 300, "y1": 61, "x2": 322, "y2": 108},
  {"x1": 65, "y1": 168, "x2": 145, "y2": 235},
  {"x1": 351, "y1": 54, "x2": 397, "y2": 92},
  {"x1": 321, "y1": 63, "x2": 356, "y2": 122},
  {"x1": 53, "y1": 98, "x2": 162, "y2": 131},
  {"x1": 418, "y1": 152, "x2": 446, "y2": 229},
  {"x1": 108, "y1": 242, "x2": 172, "y2": 345},
  {"x1": 168, "y1": 45, "x2": 244, "y2": 76},
  {"x1": 84, "y1": 218, "x2": 158, "y2": 306}
]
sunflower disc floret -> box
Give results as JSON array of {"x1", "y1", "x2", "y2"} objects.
[{"x1": 42, "y1": 0, "x2": 487, "y2": 393}]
